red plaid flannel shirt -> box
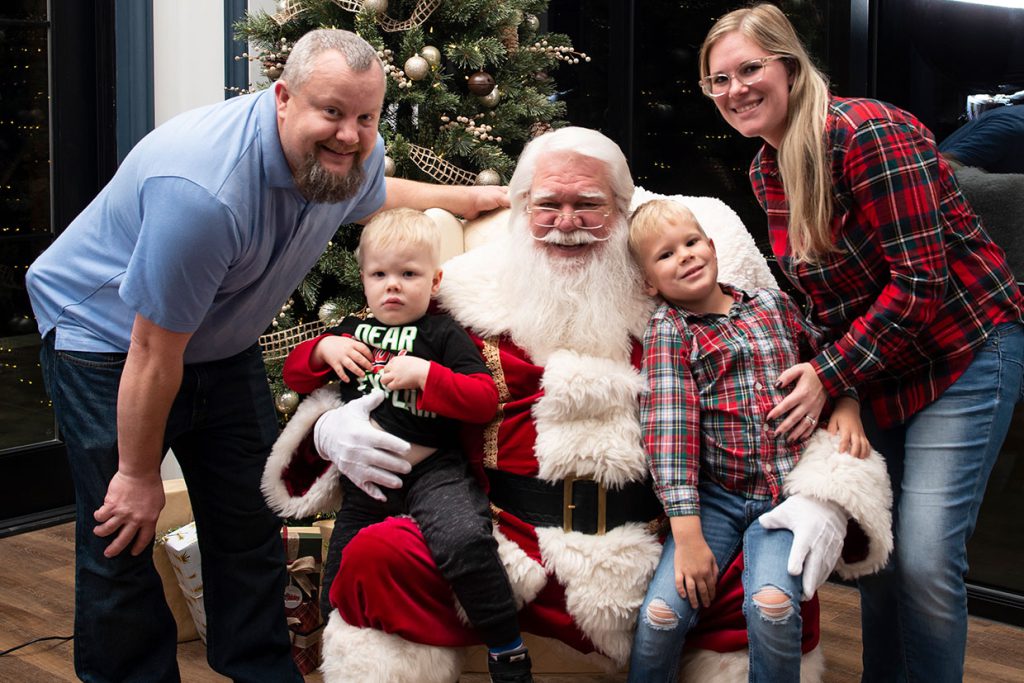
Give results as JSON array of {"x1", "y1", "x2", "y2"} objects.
[{"x1": 751, "y1": 97, "x2": 1022, "y2": 427}]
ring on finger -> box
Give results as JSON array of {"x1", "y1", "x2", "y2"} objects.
[{"x1": 803, "y1": 414, "x2": 817, "y2": 426}]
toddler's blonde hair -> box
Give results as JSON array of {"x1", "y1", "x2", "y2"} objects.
[
  {"x1": 357, "y1": 208, "x2": 441, "y2": 269},
  {"x1": 628, "y1": 199, "x2": 705, "y2": 261}
]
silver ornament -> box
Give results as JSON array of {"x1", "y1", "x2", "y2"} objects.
[
  {"x1": 479, "y1": 86, "x2": 501, "y2": 108},
  {"x1": 318, "y1": 301, "x2": 340, "y2": 323},
  {"x1": 275, "y1": 390, "x2": 300, "y2": 415},
  {"x1": 420, "y1": 45, "x2": 441, "y2": 68},
  {"x1": 475, "y1": 169, "x2": 501, "y2": 186},
  {"x1": 362, "y1": 0, "x2": 388, "y2": 15},
  {"x1": 525, "y1": 13, "x2": 540, "y2": 32},
  {"x1": 383, "y1": 155, "x2": 396, "y2": 177},
  {"x1": 404, "y1": 54, "x2": 430, "y2": 81}
]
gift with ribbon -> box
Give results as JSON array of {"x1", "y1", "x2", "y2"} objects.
[{"x1": 281, "y1": 525, "x2": 324, "y2": 674}]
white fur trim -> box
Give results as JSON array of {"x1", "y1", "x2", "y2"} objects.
[
  {"x1": 494, "y1": 526, "x2": 549, "y2": 607},
  {"x1": 261, "y1": 386, "x2": 343, "y2": 519},
  {"x1": 534, "y1": 349, "x2": 646, "y2": 421},
  {"x1": 437, "y1": 239, "x2": 516, "y2": 338},
  {"x1": 536, "y1": 524, "x2": 662, "y2": 666},
  {"x1": 679, "y1": 643, "x2": 825, "y2": 682},
  {"x1": 785, "y1": 430, "x2": 893, "y2": 579},
  {"x1": 320, "y1": 610, "x2": 462, "y2": 683},
  {"x1": 631, "y1": 188, "x2": 778, "y2": 292}
]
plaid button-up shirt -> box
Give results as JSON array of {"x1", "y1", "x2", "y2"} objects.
[
  {"x1": 751, "y1": 97, "x2": 1022, "y2": 428},
  {"x1": 641, "y1": 286, "x2": 822, "y2": 516}
]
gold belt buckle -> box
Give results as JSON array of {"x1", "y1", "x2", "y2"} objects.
[{"x1": 563, "y1": 475, "x2": 608, "y2": 535}]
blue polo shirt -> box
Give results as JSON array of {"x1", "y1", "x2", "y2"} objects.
[{"x1": 27, "y1": 88, "x2": 386, "y2": 363}]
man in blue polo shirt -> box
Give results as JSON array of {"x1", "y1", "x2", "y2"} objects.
[{"x1": 26, "y1": 28, "x2": 506, "y2": 682}]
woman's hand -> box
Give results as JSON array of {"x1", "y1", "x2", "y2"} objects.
[
  {"x1": 766, "y1": 362, "x2": 828, "y2": 442},
  {"x1": 828, "y1": 396, "x2": 871, "y2": 459}
]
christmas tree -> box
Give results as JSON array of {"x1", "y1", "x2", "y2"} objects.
[{"x1": 237, "y1": 0, "x2": 589, "y2": 418}]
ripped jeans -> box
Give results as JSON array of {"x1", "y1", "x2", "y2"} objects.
[{"x1": 628, "y1": 480, "x2": 803, "y2": 682}]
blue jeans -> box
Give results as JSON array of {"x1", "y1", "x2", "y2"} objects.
[
  {"x1": 40, "y1": 334, "x2": 302, "y2": 683},
  {"x1": 628, "y1": 481, "x2": 803, "y2": 683},
  {"x1": 858, "y1": 322, "x2": 1024, "y2": 683}
]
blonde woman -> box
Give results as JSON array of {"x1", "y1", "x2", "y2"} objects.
[{"x1": 699, "y1": 4, "x2": 1024, "y2": 681}]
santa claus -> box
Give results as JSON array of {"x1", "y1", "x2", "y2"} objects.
[{"x1": 262, "y1": 127, "x2": 892, "y2": 682}]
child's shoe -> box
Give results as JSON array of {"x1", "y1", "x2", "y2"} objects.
[{"x1": 487, "y1": 644, "x2": 534, "y2": 683}]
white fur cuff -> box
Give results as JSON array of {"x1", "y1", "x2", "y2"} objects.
[
  {"x1": 785, "y1": 430, "x2": 894, "y2": 579},
  {"x1": 261, "y1": 386, "x2": 343, "y2": 519}
]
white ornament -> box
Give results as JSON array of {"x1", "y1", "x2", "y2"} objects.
[
  {"x1": 404, "y1": 54, "x2": 430, "y2": 81},
  {"x1": 475, "y1": 169, "x2": 501, "y2": 186},
  {"x1": 275, "y1": 390, "x2": 300, "y2": 415},
  {"x1": 383, "y1": 155, "x2": 396, "y2": 177},
  {"x1": 362, "y1": 0, "x2": 388, "y2": 15},
  {"x1": 525, "y1": 13, "x2": 540, "y2": 32},
  {"x1": 318, "y1": 301, "x2": 340, "y2": 323}
]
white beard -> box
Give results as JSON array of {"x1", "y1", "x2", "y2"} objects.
[{"x1": 497, "y1": 214, "x2": 652, "y2": 364}]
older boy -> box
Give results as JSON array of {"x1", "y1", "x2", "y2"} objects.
[{"x1": 626, "y1": 199, "x2": 868, "y2": 682}]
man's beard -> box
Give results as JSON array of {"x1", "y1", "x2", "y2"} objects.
[
  {"x1": 294, "y1": 151, "x2": 366, "y2": 203},
  {"x1": 499, "y1": 214, "x2": 651, "y2": 363}
]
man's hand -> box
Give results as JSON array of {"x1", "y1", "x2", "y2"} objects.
[
  {"x1": 380, "y1": 355, "x2": 430, "y2": 391},
  {"x1": 93, "y1": 471, "x2": 166, "y2": 558},
  {"x1": 767, "y1": 362, "x2": 828, "y2": 442},
  {"x1": 759, "y1": 494, "x2": 847, "y2": 600},
  {"x1": 314, "y1": 391, "x2": 412, "y2": 501},
  {"x1": 313, "y1": 335, "x2": 373, "y2": 382},
  {"x1": 461, "y1": 186, "x2": 510, "y2": 219}
]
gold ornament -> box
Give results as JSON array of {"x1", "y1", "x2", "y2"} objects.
[
  {"x1": 383, "y1": 155, "x2": 396, "y2": 177},
  {"x1": 275, "y1": 390, "x2": 300, "y2": 415},
  {"x1": 362, "y1": 0, "x2": 388, "y2": 15},
  {"x1": 420, "y1": 45, "x2": 441, "y2": 67},
  {"x1": 479, "y1": 86, "x2": 501, "y2": 108},
  {"x1": 318, "y1": 301, "x2": 341, "y2": 323},
  {"x1": 525, "y1": 13, "x2": 540, "y2": 32},
  {"x1": 404, "y1": 54, "x2": 430, "y2": 81}
]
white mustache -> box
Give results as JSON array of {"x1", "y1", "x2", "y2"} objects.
[{"x1": 531, "y1": 229, "x2": 608, "y2": 244}]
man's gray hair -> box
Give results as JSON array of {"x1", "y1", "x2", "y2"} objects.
[
  {"x1": 281, "y1": 29, "x2": 383, "y2": 89},
  {"x1": 508, "y1": 127, "x2": 635, "y2": 217}
]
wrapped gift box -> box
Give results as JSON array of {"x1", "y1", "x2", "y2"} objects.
[
  {"x1": 282, "y1": 525, "x2": 324, "y2": 674},
  {"x1": 154, "y1": 479, "x2": 199, "y2": 643},
  {"x1": 164, "y1": 521, "x2": 207, "y2": 642}
]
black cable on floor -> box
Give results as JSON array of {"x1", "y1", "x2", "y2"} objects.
[{"x1": 0, "y1": 635, "x2": 74, "y2": 656}]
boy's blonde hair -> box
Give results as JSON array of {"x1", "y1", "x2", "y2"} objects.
[
  {"x1": 356, "y1": 208, "x2": 441, "y2": 269},
  {"x1": 628, "y1": 199, "x2": 705, "y2": 260}
]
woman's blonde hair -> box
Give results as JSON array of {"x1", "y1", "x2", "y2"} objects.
[
  {"x1": 699, "y1": 3, "x2": 833, "y2": 261},
  {"x1": 357, "y1": 208, "x2": 441, "y2": 269}
]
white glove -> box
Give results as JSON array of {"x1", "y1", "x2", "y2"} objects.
[
  {"x1": 758, "y1": 494, "x2": 847, "y2": 600},
  {"x1": 314, "y1": 391, "x2": 412, "y2": 501}
]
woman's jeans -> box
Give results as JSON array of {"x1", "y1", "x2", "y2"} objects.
[
  {"x1": 40, "y1": 334, "x2": 302, "y2": 683},
  {"x1": 628, "y1": 481, "x2": 803, "y2": 682},
  {"x1": 858, "y1": 322, "x2": 1024, "y2": 683}
]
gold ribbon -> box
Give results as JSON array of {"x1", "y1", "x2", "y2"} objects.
[{"x1": 287, "y1": 556, "x2": 318, "y2": 598}]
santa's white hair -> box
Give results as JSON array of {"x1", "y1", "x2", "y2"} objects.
[{"x1": 497, "y1": 127, "x2": 651, "y2": 363}]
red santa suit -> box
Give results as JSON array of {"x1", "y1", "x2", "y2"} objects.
[{"x1": 262, "y1": 195, "x2": 894, "y2": 682}]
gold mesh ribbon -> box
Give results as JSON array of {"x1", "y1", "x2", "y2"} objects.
[
  {"x1": 259, "y1": 320, "x2": 328, "y2": 362},
  {"x1": 330, "y1": 0, "x2": 441, "y2": 32},
  {"x1": 409, "y1": 144, "x2": 477, "y2": 185},
  {"x1": 272, "y1": 0, "x2": 307, "y2": 24}
]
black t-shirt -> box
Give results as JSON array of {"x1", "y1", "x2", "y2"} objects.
[{"x1": 327, "y1": 312, "x2": 488, "y2": 448}]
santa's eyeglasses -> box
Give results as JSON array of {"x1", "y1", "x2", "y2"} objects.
[{"x1": 526, "y1": 204, "x2": 612, "y2": 230}]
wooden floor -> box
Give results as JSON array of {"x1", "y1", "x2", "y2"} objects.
[{"x1": 1, "y1": 523, "x2": 1022, "y2": 682}]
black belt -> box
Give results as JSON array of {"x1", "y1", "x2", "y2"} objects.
[{"x1": 486, "y1": 469, "x2": 663, "y2": 535}]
